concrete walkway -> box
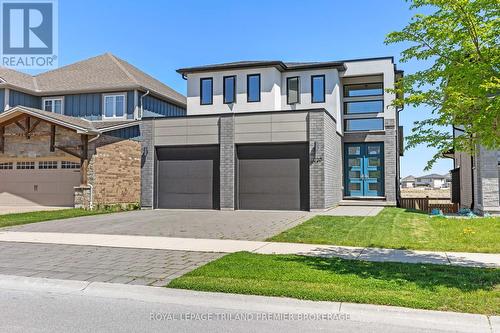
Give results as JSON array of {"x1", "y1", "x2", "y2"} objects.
[
  {"x1": 0, "y1": 274, "x2": 496, "y2": 333},
  {"x1": 0, "y1": 231, "x2": 498, "y2": 268},
  {"x1": 322, "y1": 206, "x2": 383, "y2": 216}
]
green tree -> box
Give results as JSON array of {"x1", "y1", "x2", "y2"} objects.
[{"x1": 385, "y1": 0, "x2": 499, "y2": 169}]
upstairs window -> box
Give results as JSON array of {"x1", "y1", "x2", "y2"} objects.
[
  {"x1": 287, "y1": 76, "x2": 300, "y2": 104},
  {"x1": 200, "y1": 78, "x2": 213, "y2": 105},
  {"x1": 43, "y1": 98, "x2": 63, "y2": 114},
  {"x1": 247, "y1": 74, "x2": 261, "y2": 102},
  {"x1": 344, "y1": 83, "x2": 383, "y2": 97},
  {"x1": 103, "y1": 94, "x2": 126, "y2": 118},
  {"x1": 311, "y1": 75, "x2": 325, "y2": 103},
  {"x1": 223, "y1": 76, "x2": 236, "y2": 104},
  {"x1": 344, "y1": 100, "x2": 384, "y2": 114}
]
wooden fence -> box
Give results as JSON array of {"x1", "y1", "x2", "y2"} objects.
[{"x1": 399, "y1": 197, "x2": 459, "y2": 214}]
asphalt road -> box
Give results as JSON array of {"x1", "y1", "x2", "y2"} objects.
[{"x1": 0, "y1": 275, "x2": 493, "y2": 333}]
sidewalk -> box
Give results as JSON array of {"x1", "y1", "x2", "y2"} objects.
[
  {"x1": 0, "y1": 231, "x2": 498, "y2": 267},
  {"x1": 0, "y1": 274, "x2": 496, "y2": 333}
]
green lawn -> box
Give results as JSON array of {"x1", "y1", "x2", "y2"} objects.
[
  {"x1": 268, "y1": 207, "x2": 500, "y2": 253},
  {"x1": 0, "y1": 208, "x2": 126, "y2": 229},
  {"x1": 168, "y1": 252, "x2": 500, "y2": 315}
]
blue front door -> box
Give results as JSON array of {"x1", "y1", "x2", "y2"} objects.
[{"x1": 345, "y1": 143, "x2": 384, "y2": 197}]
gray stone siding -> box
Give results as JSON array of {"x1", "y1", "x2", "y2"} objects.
[
  {"x1": 219, "y1": 115, "x2": 235, "y2": 210},
  {"x1": 308, "y1": 112, "x2": 325, "y2": 210},
  {"x1": 323, "y1": 113, "x2": 342, "y2": 208},
  {"x1": 308, "y1": 112, "x2": 343, "y2": 210},
  {"x1": 140, "y1": 120, "x2": 154, "y2": 208},
  {"x1": 474, "y1": 147, "x2": 500, "y2": 215},
  {"x1": 384, "y1": 119, "x2": 397, "y2": 204}
]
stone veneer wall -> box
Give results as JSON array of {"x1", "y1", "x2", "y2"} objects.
[
  {"x1": 86, "y1": 134, "x2": 141, "y2": 207},
  {"x1": 323, "y1": 112, "x2": 343, "y2": 208},
  {"x1": 0, "y1": 121, "x2": 80, "y2": 161},
  {"x1": 474, "y1": 146, "x2": 500, "y2": 215},
  {"x1": 219, "y1": 115, "x2": 235, "y2": 210},
  {"x1": 140, "y1": 120, "x2": 154, "y2": 208}
]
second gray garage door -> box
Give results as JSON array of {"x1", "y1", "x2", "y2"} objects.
[
  {"x1": 156, "y1": 146, "x2": 220, "y2": 209},
  {"x1": 237, "y1": 144, "x2": 309, "y2": 211}
]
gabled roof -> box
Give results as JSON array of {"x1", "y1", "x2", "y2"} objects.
[
  {"x1": 0, "y1": 53, "x2": 186, "y2": 107},
  {"x1": 401, "y1": 175, "x2": 415, "y2": 181},
  {"x1": 0, "y1": 106, "x2": 139, "y2": 134},
  {"x1": 417, "y1": 173, "x2": 447, "y2": 179}
]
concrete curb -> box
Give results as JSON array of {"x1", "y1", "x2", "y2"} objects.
[
  {"x1": 0, "y1": 274, "x2": 495, "y2": 333},
  {"x1": 0, "y1": 231, "x2": 498, "y2": 267}
]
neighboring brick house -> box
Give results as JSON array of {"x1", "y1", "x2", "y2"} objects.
[
  {"x1": 141, "y1": 57, "x2": 404, "y2": 211},
  {"x1": 446, "y1": 127, "x2": 500, "y2": 215},
  {"x1": 0, "y1": 53, "x2": 186, "y2": 209}
]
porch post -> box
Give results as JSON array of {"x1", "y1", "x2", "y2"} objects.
[{"x1": 80, "y1": 134, "x2": 89, "y2": 185}]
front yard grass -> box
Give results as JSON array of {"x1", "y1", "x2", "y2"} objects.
[
  {"x1": 268, "y1": 207, "x2": 500, "y2": 253},
  {"x1": 0, "y1": 207, "x2": 128, "y2": 229},
  {"x1": 168, "y1": 252, "x2": 500, "y2": 315}
]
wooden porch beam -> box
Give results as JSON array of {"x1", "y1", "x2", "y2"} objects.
[
  {"x1": 50, "y1": 125, "x2": 55, "y2": 152},
  {"x1": 0, "y1": 126, "x2": 4, "y2": 154},
  {"x1": 25, "y1": 116, "x2": 31, "y2": 138},
  {"x1": 28, "y1": 119, "x2": 41, "y2": 134},
  {"x1": 54, "y1": 145, "x2": 83, "y2": 159},
  {"x1": 80, "y1": 134, "x2": 89, "y2": 185},
  {"x1": 14, "y1": 120, "x2": 26, "y2": 132}
]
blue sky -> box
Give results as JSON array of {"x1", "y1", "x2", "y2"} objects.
[{"x1": 39, "y1": 0, "x2": 453, "y2": 177}]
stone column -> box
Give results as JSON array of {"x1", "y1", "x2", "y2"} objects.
[
  {"x1": 219, "y1": 115, "x2": 235, "y2": 210},
  {"x1": 308, "y1": 111, "x2": 325, "y2": 210},
  {"x1": 140, "y1": 119, "x2": 154, "y2": 208},
  {"x1": 384, "y1": 119, "x2": 397, "y2": 204}
]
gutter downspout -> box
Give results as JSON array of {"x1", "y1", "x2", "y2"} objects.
[{"x1": 140, "y1": 90, "x2": 150, "y2": 119}]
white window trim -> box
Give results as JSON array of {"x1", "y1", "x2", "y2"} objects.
[
  {"x1": 102, "y1": 93, "x2": 127, "y2": 120},
  {"x1": 42, "y1": 97, "x2": 64, "y2": 114}
]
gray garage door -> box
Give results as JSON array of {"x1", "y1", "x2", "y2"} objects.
[
  {"x1": 237, "y1": 144, "x2": 309, "y2": 211},
  {"x1": 156, "y1": 146, "x2": 220, "y2": 209}
]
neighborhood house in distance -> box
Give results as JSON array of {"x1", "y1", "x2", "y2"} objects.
[
  {"x1": 401, "y1": 173, "x2": 451, "y2": 189},
  {"x1": 0, "y1": 54, "x2": 497, "y2": 215}
]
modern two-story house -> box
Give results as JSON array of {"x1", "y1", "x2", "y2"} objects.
[
  {"x1": 0, "y1": 53, "x2": 186, "y2": 209},
  {"x1": 141, "y1": 57, "x2": 403, "y2": 211}
]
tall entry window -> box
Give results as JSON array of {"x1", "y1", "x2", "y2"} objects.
[
  {"x1": 311, "y1": 75, "x2": 325, "y2": 103},
  {"x1": 287, "y1": 76, "x2": 300, "y2": 104},
  {"x1": 247, "y1": 74, "x2": 261, "y2": 102},
  {"x1": 223, "y1": 76, "x2": 236, "y2": 104},
  {"x1": 200, "y1": 78, "x2": 213, "y2": 105}
]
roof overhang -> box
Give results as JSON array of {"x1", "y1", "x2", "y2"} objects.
[{"x1": 0, "y1": 106, "x2": 98, "y2": 134}]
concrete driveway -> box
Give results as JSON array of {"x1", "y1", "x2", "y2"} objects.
[
  {"x1": 5, "y1": 209, "x2": 312, "y2": 241},
  {"x1": 0, "y1": 210, "x2": 311, "y2": 286}
]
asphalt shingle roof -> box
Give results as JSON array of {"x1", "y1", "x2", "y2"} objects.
[
  {"x1": 0, "y1": 106, "x2": 138, "y2": 133},
  {"x1": 0, "y1": 53, "x2": 186, "y2": 107}
]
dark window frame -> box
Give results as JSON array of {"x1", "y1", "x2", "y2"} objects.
[
  {"x1": 223, "y1": 75, "x2": 236, "y2": 104},
  {"x1": 286, "y1": 76, "x2": 300, "y2": 105},
  {"x1": 311, "y1": 75, "x2": 326, "y2": 103},
  {"x1": 200, "y1": 77, "x2": 213, "y2": 105},
  {"x1": 344, "y1": 117, "x2": 384, "y2": 132},
  {"x1": 246, "y1": 74, "x2": 261, "y2": 103},
  {"x1": 343, "y1": 82, "x2": 384, "y2": 98},
  {"x1": 343, "y1": 100, "x2": 384, "y2": 115}
]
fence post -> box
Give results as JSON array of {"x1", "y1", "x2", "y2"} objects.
[{"x1": 424, "y1": 196, "x2": 429, "y2": 212}]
